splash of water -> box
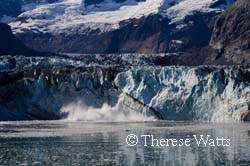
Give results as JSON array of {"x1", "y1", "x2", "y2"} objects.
[{"x1": 60, "y1": 99, "x2": 155, "y2": 122}]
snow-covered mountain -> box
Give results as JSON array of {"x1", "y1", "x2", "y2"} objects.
[
  {"x1": 7, "y1": 0, "x2": 235, "y2": 53},
  {"x1": 10, "y1": 0, "x2": 234, "y2": 34}
]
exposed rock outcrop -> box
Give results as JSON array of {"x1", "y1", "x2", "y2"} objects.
[
  {"x1": 210, "y1": 0, "x2": 250, "y2": 65},
  {"x1": 180, "y1": 0, "x2": 250, "y2": 66},
  {"x1": 0, "y1": 23, "x2": 37, "y2": 56},
  {"x1": 84, "y1": 0, "x2": 145, "y2": 7}
]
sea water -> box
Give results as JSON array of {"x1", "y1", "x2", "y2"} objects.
[{"x1": 0, "y1": 121, "x2": 250, "y2": 165}]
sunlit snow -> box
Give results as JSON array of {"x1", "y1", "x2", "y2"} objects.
[{"x1": 9, "y1": 0, "x2": 234, "y2": 34}]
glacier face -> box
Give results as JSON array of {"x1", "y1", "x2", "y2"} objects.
[
  {"x1": 0, "y1": 55, "x2": 162, "y2": 121},
  {"x1": 9, "y1": 0, "x2": 235, "y2": 34},
  {"x1": 0, "y1": 55, "x2": 249, "y2": 122},
  {"x1": 115, "y1": 66, "x2": 250, "y2": 122},
  {"x1": 0, "y1": 63, "x2": 118, "y2": 120}
]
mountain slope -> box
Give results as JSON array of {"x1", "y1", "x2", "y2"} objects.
[
  {"x1": 178, "y1": 0, "x2": 250, "y2": 66},
  {"x1": 210, "y1": 0, "x2": 250, "y2": 65},
  {"x1": 9, "y1": 0, "x2": 235, "y2": 53},
  {"x1": 0, "y1": 23, "x2": 36, "y2": 56}
]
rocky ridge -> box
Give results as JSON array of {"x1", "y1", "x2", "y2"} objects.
[
  {"x1": 210, "y1": 0, "x2": 250, "y2": 65},
  {"x1": 179, "y1": 0, "x2": 250, "y2": 66}
]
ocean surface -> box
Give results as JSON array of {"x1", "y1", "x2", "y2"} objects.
[{"x1": 0, "y1": 121, "x2": 250, "y2": 166}]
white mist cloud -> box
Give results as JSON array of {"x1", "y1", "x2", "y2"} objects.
[{"x1": 60, "y1": 98, "x2": 155, "y2": 122}]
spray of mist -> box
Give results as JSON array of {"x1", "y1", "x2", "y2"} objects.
[{"x1": 60, "y1": 99, "x2": 155, "y2": 122}]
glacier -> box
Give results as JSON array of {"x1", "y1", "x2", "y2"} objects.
[
  {"x1": 115, "y1": 66, "x2": 250, "y2": 122},
  {"x1": 0, "y1": 55, "x2": 249, "y2": 122},
  {"x1": 9, "y1": 0, "x2": 235, "y2": 34}
]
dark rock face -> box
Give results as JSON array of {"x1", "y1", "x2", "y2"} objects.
[
  {"x1": 84, "y1": 0, "x2": 106, "y2": 7},
  {"x1": 84, "y1": 0, "x2": 145, "y2": 7},
  {"x1": 0, "y1": 23, "x2": 56, "y2": 57},
  {"x1": 175, "y1": 0, "x2": 250, "y2": 66},
  {"x1": 106, "y1": 13, "x2": 213, "y2": 54},
  {"x1": 0, "y1": 23, "x2": 36, "y2": 56},
  {"x1": 210, "y1": 0, "x2": 250, "y2": 65},
  {"x1": 16, "y1": 12, "x2": 215, "y2": 54}
]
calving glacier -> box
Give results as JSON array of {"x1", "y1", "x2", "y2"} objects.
[
  {"x1": 0, "y1": 55, "x2": 249, "y2": 122},
  {"x1": 115, "y1": 66, "x2": 250, "y2": 122},
  {"x1": 0, "y1": 55, "x2": 161, "y2": 121},
  {"x1": 61, "y1": 94, "x2": 156, "y2": 122}
]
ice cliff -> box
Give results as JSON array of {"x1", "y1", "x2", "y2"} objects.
[
  {"x1": 0, "y1": 55, "x2": 161, "y2": 121},
  {"x1": 115, "y1": 66, "x2": 250, "y2": 122},
  {"x1": 0, "y1": 55, "x2": 249, "y2": 122}
]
